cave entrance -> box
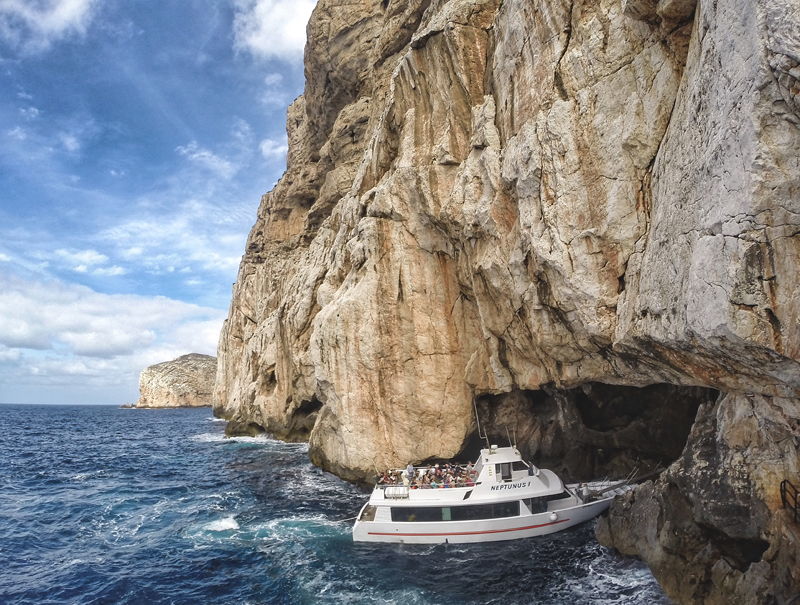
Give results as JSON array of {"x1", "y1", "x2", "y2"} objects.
[{"x1": 459, "y1": 383, "x2": 719, "y2": 482}]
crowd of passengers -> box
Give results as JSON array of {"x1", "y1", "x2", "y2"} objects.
[{"x1": 376, "y1": 462, "x2": 479, "y2": 489}]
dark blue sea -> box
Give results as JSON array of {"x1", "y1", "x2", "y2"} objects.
[{"x1": 0, "y1": 404, "x2": 672, "y2": 604}]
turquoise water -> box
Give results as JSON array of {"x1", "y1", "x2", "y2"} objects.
[{"x1": 0, "y1": 404, "x2": 671, "y2": 604}]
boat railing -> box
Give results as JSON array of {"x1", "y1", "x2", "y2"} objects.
[
  {"x1": 375, "y1": 464, "x2": 478, "y2": 491},
  {"x1": 781, "y1": 479, "x2": 799, "y2": 525}
]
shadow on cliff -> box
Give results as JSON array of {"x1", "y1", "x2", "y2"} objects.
[{"x1": 456, "y1": 384, "x2": 719, "y2": 483}]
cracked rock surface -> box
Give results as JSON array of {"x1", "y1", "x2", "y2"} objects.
[
  {"x1": 135, "y1": 354, "x2": 216, "y2": 408},
  {"x1": 215, "y1": 0, "x2": 800, "y2": 602}
]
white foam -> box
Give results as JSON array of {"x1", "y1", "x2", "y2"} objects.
[
  {"x1": 250, "y1": 514, "x2": 348, "y2": 543},
  {"x1": 206, "y1": 517, "x2": 240, "y2": 532},
  {"x1": 191, "y1": 432, "x2": 274, "y2": 444},
  {"x1": 71, "y1": 470, "x2": 105, "y2": 481}
]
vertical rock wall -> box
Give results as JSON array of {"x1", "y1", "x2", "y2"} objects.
[
  {"x1": 135, "y1": 354, "x2": 217, "y2": 408},
  {"x1": 215, "y1": 0, "x2": 800, "y2": 602}
]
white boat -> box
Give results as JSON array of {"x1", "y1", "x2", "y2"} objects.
[{"x1": 352, "y1": 444, "x2": 633, "y2": 544}]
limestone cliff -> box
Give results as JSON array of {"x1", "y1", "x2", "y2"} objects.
[
  {"x1": 215, "y1": 0, "x2": 800, "y2": 602},
  {"x1": 135, "y1": 354, "x2": 216, "y2": 408}
]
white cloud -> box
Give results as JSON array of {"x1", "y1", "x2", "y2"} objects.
[
  {"x1": 233, "y1": 0, "x2": 316, "y2": 63},
  {"x1": 55, "y1": 248, "x2": 108, "y2": 269},
  {"x1": 0, "y1": 0, "x2": 98, "y2": 52},
  {"x1": 92, "y1": 265, "x2": 125, "y2": 276},
  {"x1": 260, "y1": 136, "x2": 288, "y2": 159},
  {"x1": 259, "y1": 73, "x2": 291, "y2": 107},
  {"x1": 0, "y1": 345, "x2": 20, "y2": 362},
  {"x1": 0, "y1": 253, "x2": 10, "y2": 261},
  {"x1": 176, "y1": 141, "x2": 239, "y2": 179},
  {"x1": 98, "y1": 197, "x2": 249, "y2": 277},
  {"x1": 59, "y1": 132, "x2": 80, "y2": 152},
  {"x1": 20, "y1": 106, "x2": 40, "y2": 119},
  {"x1": 7, "y1": 126, "x2": 26, "y2": 140},
  {"x1": 230, "y1": 117, "x2": 253, "y2": 144},
  {"x1": 122, "y1": 246, "x2": 142, "y2": 258},
  {"x1": 260, "y1": 88, "x2": 291, "y2": 108},
  {"x1": 0, "y1": 271, "x2": 224, "y2": 403}
]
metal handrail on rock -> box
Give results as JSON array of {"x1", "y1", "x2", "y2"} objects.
[{"x1": 781, "y1": 479, "x2": 799, "y2": 525}]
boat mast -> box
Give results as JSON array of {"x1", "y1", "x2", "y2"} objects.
[
  {"x1": 473, "y1": 395, "x2": 491, "y2": 450},
  {"x1": 505, "y1": 425, "x2": 517, "y2": 449}
]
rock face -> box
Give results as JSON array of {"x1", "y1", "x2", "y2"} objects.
[
  {"x1": 135, "y1": 354, "x2": 217, "y2": 408},
  {"x1": 215, "y1": 0, "x2": 800, "y2": 602},
  {"x1": 596, "y1": 392, "x2": 800, "y2": 604}
]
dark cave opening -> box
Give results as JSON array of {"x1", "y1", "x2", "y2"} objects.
[
  {"x1": 701, "y1": 524, "x2": 771, "y2": 572},
  {"x1": 285, "y1": 396, "x2": 324, "y2": 442},
  {"x1": 225, "y1": 421, "x2": 266, "y2": 438},
  {"x1": 458, "y1": 383, "x2": 720, "y2": 482}
]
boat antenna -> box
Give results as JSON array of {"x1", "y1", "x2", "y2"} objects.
[
  {"x1": 473, "y1": 395, "x2": 490, "y2": 450},
  {"x1": 505, "y1": 425, "x2": 516, "y2": 448}
]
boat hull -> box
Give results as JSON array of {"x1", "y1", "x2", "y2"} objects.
[{"x1": 352, "y1": 497, "x2": 613, "y2": 544}]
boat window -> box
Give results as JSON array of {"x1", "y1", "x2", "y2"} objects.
[
  {"x1": 546, "y1": 491, "x2": 572, "y2": 503},
  {"x1": 359, "y1": 505, "x2": 377, "y2": 522},
  {"x1": 512, "y1": 461, "x2": 528, "y2": 471},
  {"x1": 390, "y1": 501, "x2": 520, "y2": 522},
  {"x1": 496, "y1": 462, "x2": 513, "y2": 481},
  {"x1": 524, "y1": 497, "x2": 549, "y2": 514},
  {"x1": 391, "y1": 507, "x2": 444, "y2": 522},
  {"x1": 450, "y1": 501, "x2": 519, "y2": 521},
  {"x1": 524, "y1": 492, "x2": 573, "y2": 514}
]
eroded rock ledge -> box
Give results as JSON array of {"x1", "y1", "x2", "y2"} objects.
[
  {"x1": 135, "y1": 354, "x2": 216, "y2": 408},
  {"x1": 215, "y1": 0, "x2": 800, "y2": 602}
]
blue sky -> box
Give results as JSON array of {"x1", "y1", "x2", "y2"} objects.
[{"x1": 0, "y1": 0, "x2": 315, "y2": 404}]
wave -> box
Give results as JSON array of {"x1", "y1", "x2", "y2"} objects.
[
  {"x1": 205, "y1": 517, "x2": 240, "y2": 532},
  {"x1": 191, "y1": 432, "x2": 273, "y2": 444},
  {"x1": 252, "y1": 514, "x2": 351, "y2": 542},
  {"x1": 71, "y1": 470, "x2": 107, "y2": 482}
]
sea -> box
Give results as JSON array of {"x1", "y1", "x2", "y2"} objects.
[{"x1": 0, "y1": 404, "x2": 672, "y2": 604}]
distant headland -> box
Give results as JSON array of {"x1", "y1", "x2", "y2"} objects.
[{"x1": 125, "y1": 353, "x2": 217, "y2": 409}]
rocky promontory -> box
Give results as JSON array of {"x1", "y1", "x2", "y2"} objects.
[
  {"x1": 135, "y1": 354, "x2": 217, "y2": 408},
  {"x1": 215, "y1": 0, "x2": 800, "y2": 602}
]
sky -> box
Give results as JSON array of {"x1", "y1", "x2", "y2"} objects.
[{"x1": 0, "y1": 0, "x2": 316, "y2": 404}]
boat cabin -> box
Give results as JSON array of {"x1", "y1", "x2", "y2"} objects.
[{"x1": 371, "y1": 445, "x2": 569, "y2": 506}]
